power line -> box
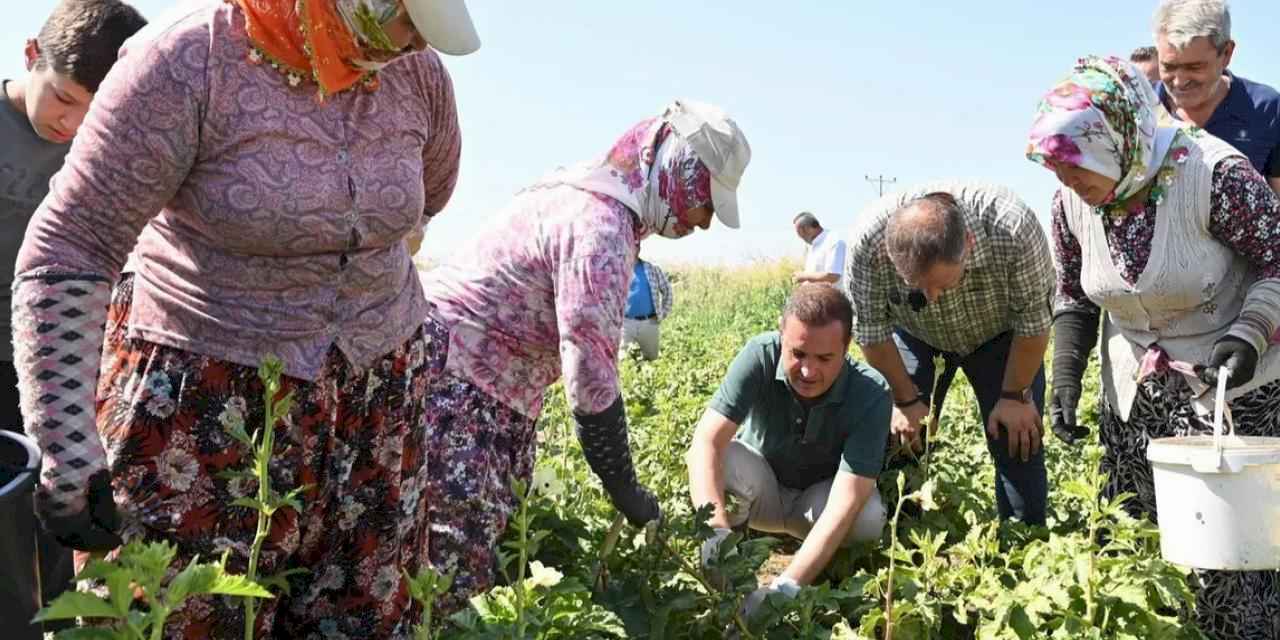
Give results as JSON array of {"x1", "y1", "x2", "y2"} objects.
[{"x1": 865, "y1": 174, "x2": 898, "y2": 197}]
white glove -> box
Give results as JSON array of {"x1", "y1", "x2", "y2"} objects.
[
  {"x1": 699, "y1": 527, "x2": 734, "y2": 589},
  {"x1": 742, "y1": 576, "x2": 800, "y2": 620}
]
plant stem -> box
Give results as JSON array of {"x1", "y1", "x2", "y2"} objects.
[
  {"x1": 514, "y1": 480, "x2": 531, "y2": 639},
  {"x1": 122, "y1": 602, "x2": 148, "y2": 640},
  {"x1": 653, "y1": 533, "x2": 754, "y2": 638},
  {"x1": 884, "y1": 480, "x2": 908, "y2": 640},
  {"x1": 592, "y1": 513, "x2": 627, "y2": 591},
  {"x1": 423, "y1": 583, "x2": 435, "y2": 640},
  {"x1": 923, "y1": 360, "x2": 945, "y2": 484},
  {"x1": 919, "y1": 360, "x2": 945, "y2": 602},
  {"x1": 245, "y1": 376, "x2": 281, "y2": 640},
  {"x1": 150, "y1": 609, "x2": 169, "y2": 640},
  {"x1": 1084, "y1": 490, "x2": 1099, "y2": 627}
]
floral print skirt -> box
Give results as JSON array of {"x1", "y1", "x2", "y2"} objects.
[
  {"x1": 420, "y1": 322, "x2": 538, "y2": 616},
  {"x1": 97, "y1": 275, "x2": 438, "y2": 638},
  {"x1": 1099, "y1": 370, "x2": 1280, "y2": 640}
]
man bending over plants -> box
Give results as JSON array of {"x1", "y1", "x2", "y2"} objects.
[
  {"x1": 686, "y1": 283, "x2": 890, "y2": 619},
  {"x1": 845, "y1": 183, "x2": 1055, "y2": 526}
]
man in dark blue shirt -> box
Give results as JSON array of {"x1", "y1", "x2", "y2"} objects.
[{"x1": 1154, "y1": 0, "x2": 1280, "y2": 194}]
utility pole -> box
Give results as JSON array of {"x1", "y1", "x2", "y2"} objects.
[{"x1": 865, "y1": 174, "x2": 898, "y2": 197}]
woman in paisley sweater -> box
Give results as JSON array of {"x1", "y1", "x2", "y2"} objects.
[
  {"x1": 418, "y1": 98, "x2": 751, "y2": 611},
  {"x1": 1028, "y1": 56, "x2": 1280, "y2": 639},
  {"x1": 12, "y1": 1, "x2": 476, "y2": 636}
]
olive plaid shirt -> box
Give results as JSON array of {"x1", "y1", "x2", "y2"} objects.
[{"x1": 844, "y1": 180, "x2": 1055, "y2": 356}]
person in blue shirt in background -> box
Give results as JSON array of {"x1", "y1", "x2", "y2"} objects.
[
  {"x1": 622, "y1": 257, "x2": 673, "y2": 360},
  {"x1": 1153, "y1": 0, "x2": 1280, "y2": 195}
]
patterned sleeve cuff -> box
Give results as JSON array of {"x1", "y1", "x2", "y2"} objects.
[
  {"x1": 1232, "y1": 278, "x2": 1280, "y2": 355},
  {"x1": 572, "y1": 396, "x2": 639, "y2": 492},
  {"x1": 1227, "y1": 319, "x2": 1269, "y2": 358},
  {"x1": 11, "y1": 275, "x2": 112, "y2": 516}
]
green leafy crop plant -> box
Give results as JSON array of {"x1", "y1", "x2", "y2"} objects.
[{"x1": 429, "y1": 259, "x2": 1206, "y2": 639}]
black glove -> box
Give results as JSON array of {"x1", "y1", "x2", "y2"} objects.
[
  {"x1": 1050, "y1": 387, "x2": 1089, "y2": 445},
  {"x1": 1050, "y1": 305, "x2": 1100, "y2": 445},
  {"x1": 1196, "y1": 336, "x2": 1259, "y2": 391},
  {"x1": 574, "y1": 396, "x2": 661, "y2": 527},
  {"x1": 38, "y1": 469, "x2": 124, "y2": 552}
]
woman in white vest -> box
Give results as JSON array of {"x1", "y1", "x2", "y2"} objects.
[{"x1": 1028, "y1": 56, "x2": 1280, "y2": 639}]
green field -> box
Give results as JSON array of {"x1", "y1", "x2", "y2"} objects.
[{"x1": 441, "y1": 260, "x2": 1207, "y2": 639}]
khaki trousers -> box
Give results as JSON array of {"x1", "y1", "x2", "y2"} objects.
[
  {"x1": 621, "y1": 317, "x2": 661, "y2": 360},
  {"x1": 721, "y1": 440, "x2": 885, "y2": 545}
]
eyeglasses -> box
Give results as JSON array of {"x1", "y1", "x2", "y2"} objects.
[{"x1": 889, "y1": 289, "x2": 929, "y2": 312}]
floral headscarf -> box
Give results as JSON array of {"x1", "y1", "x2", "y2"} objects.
[
  {"x1": 1026, "y1": 56, "x2": 1183, "y2": 216},
  {"x1": 236, "y1": 0, "x2": 403, "y2": 97},
  {"x1": 530, "y1": 116, "x2": 713, "y2": 239}
]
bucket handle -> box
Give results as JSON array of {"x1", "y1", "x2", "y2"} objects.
[
  {"x1": 1212, "y1": 365, "x2": 1234, "y2": 459},
  {"x1": 0, "y1": 430, "x2": 42, "y2": 498}
]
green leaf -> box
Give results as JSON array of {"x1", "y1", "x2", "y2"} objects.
[
  {"x1": 47, "y1": 628, "x2": 122, "y2": 640},
  {"x1": 123, "y1": 541, "x2": 179, "y2": 582},
  {"x1": 208, "y1": 573, "x2": 274, "y2": 598},
  {"x1": 34, "y1": 591, "x2": 121, "y2": 622},
  {"x1": 165, "y1": 557, "x2": 215, "y2": 605},
  {"x1": 75, "y1": 558, "x2": 122, "y2": 582},
  {"x1": 277, "y1": 485, "x2": 309, "y2": 513},
  {"x1": 272, "y1": 392, "x2": 295, "y2": 420},
  {"x1": 230, "y1": 496, "x2": 267, "y2": 511},
  {"x1": 216, "y1": 469, "x2": 257, "y2": 482},
  {"x1": 257, "y1": 354, "x2": 285, "y2": 389},
  {"x1": 258, "y1": 568, "x2": 310, "y2": 596},
  {"x1": 1074, "y1": 554, "x2": 1091, "y2": 588},
  {"x1": 105, "y1": 568, "x2": 135, "y2": 615},
  {"x1": 222, "y1": 419, "x2": 253, "y2": 449}
]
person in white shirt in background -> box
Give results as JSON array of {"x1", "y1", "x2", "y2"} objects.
[{"x1": 792, "y1": 212, "x2": 847, "y2": 290}]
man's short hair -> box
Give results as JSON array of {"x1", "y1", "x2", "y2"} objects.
[
  {"x1": 1153, "y1": 0, "x2": 1231, "y2": 52},
  {"x1": 884, "y1": 192, "x2": 967, "y2": 284},
  {"x1": 34, "y1": 0, "x2": 147, "y2": 93},
  {"x1": 1130, "y1": 45, "x2": 1158, "y2": 62},
  {"x1": 792, "y1": 212, "x2": 821, "y2": 230},
  {"x1": 781, "y1": 283, "x2": 853, "y2": 341}
]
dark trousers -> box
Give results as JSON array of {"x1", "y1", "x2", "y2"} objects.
[
  {"x1": 1, "y1": 362, "x2": 75, "y2": 636},
  {"x1": 893, "y1": 329, "x2": 1048, "y2": 526}
]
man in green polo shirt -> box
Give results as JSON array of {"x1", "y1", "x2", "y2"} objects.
[{"x1": 686, "y1": 283, "x2": 890, "y2": 618}]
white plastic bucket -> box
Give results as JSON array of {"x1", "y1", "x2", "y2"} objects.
[{"x1": 1147, "y1": 369, "x2": 1280, "y2": 570}]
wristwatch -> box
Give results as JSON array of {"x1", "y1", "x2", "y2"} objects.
[
  {"x1": 893, "y1": 394, "x2": 925, "y2": 409},
  {"x1": 1000, "y1": 387, "x2": 1031, "y2": 404}
]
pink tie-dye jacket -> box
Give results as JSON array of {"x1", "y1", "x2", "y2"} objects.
[{"x1": 421, "y1": 185, "x2": 641, "y2": 418}]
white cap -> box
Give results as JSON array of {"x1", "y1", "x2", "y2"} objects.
[
  {"x1": 404, "y1": 0, "x2": 481, "y2": 56},
  {"x1": 662, "y1": 99, "x2": 751, "y2": 229}
]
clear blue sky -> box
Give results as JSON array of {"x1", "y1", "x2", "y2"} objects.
[{"x1": 4, "y1": 1, "x2": 1278, "y2": 265}]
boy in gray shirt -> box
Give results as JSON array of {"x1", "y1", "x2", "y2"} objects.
[{"x1": 2, "y1": 1, "x2": 145, "y2": 636}]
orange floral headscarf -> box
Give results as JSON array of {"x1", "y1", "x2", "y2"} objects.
[{"x1": 234, "y1": 0, "x2": 378, "y2": 96}]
